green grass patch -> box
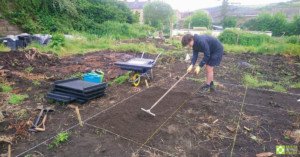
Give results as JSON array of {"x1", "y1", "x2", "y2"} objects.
[
  {"x1": 186, "y1": 77, "x2": 206, "y2": 83},
  {"x1": 272, "y1": 84, "x2": 287, "y2": 92},
  {"x1": 0, "y1": 43, "x2": 10, "y2": 51},
  {"x1": 27, "y1": 32, "x2": 159, "y2": 57},
  {"x1": 113, "y1": 72, "x2": 131, "y2": 84},
  {"x1": 8, "y1": 94, "x2": 29, "y2": 104},
  {"x1": 291, "y1": 82, "x2": 300, "y2": 88},
  {"x1": 244, "y1": 74, "x2": 273, "y2": 87},
  {"x1": 0, "y1": 83, "x2": 12, "y2": 92}
]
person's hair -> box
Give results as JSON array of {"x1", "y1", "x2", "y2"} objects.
[{"x1": 181, "y1": 34, "x2": 194, "y2": 47}]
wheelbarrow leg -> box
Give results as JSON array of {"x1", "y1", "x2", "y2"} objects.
[{"x1": 151, "y1": 69, "x2": 153, "y2": 79}]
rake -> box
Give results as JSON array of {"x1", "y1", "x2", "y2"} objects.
[{"x1": 141, "y1": 72, "x2": 188, "y2": 116}]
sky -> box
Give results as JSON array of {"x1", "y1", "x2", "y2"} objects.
[{"x1": 128, "y1": 0, "x2": 291, "y2": 11}]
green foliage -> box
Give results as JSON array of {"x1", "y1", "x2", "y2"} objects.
[
  {"x1": 219, "y1": 30, "x2": 270, "y2": 46},
  {"x1": 8, "y1": 94, "x2": 29, "y2": 104},
  {"x1": 69, "y1": 72, "x2": 83, "y2": 79},
  {"x1": 286, "y1": 36, "x2": 300, "y2": 44},
  {"x1": 0, "y1": 43, "x2": 10, "y2": 51},
  {"x1": 24, "y1": 67, "x2": 34, "y2": 75},
  {"x1": 190, "y1": 10, "x2": 211, "y2": 28},
  {"x1": 27, "y1": 32, "x2": 158, "y2": 56},
  {"x1": 223, "y1": 16, "x2": 237, "y2": 28},
  {"x1": 273, "y1": 84, "x2": 287, "y2": 92},
  {"x1": 183, "y1": 16, "x2": 192, "y2": 29},
  {"x1": 48, "y1": 132, "x2": 70, "y2": 149},
  {"x1": 244, "y1": 74, "x2": 272, "y2": 87},
  {"x1": 0, "y1": 0, "x2": 137, "y2": 34},
  {"x1": 49, "y1": 34, "x2": 65, "y2": 49},
  {"x1": 98, "y1": 21, "x2": 154, "y2": 39},
  {"x1": 291, "y1": 82, "x2": 300, "y2": 88},
  {"x1": 0, "y1": 83, "x2": 12, "y2": 92},
  {"x1": 242, "y1": 11, "x2": 291, "y2": 36},
  {"x1": 143, "y1": 1, "x2": 174, "y2": 31},
  {"x1": 54, "y1": 132, "x2": 70, "y2": 147},
  {"x1": 33, "y1": 81, "x2": 41, "y2": 86},
  {"x1": 113, "y1": 72, "x2": 131, "y2": 84}
]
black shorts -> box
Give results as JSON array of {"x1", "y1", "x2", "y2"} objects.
[{"x1": 207, "y1": 47, "x2": 223, "y2": 66}]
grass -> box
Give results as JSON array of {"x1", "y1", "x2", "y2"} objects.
[
  {"x1": 26, "y1": 32, "x2": 159, "y2": 57},
  {"x1": 48, "y1": 132, "x2": 70, "y2": 149},
  {"x1": 272, "y1": 84, "x2": 287, "y2": 92},
  {"x1": 244, "y1": 74, "x2": 273, "y2": 88},
  {"x1": 0, "y1": 43, "x2": 10, "y2": 51},
  {"x1": 113, "y1": 72, "x2": 131, "y2": 84},
  {"x1": 0, "y1": 83, "x2": 12, "y2": 92},
  {"x1": 7, "y1": 94, "x2": 29, "y2": 104},
  {"x1": 223, "y1": 42, "x2": 300, "y2": 56},
  {"x1": 291, "y1": 82, "x2": 300, "y2": 88}
]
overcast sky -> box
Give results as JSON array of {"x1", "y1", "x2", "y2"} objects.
[{"x1": 129, "y1": 0, "x2": 291, "y2": 11}]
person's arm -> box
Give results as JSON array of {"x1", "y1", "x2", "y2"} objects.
[
  {"x1": 190, "y1": 50, "x2": 198, "y2": 66},
  {"x1": 199, "y1": 42, "x2": 210, "y2": 67}
]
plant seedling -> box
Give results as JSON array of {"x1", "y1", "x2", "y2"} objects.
[
  {"x1": 53, "y1": 132, "x2": 70, "y2": 147},
  {"x1": 8, "y1": 94, "x2": 29, "y2": 104},
  {"x1": 24, "y1": 67, "x2": 34, "y2": 75},
  {"x1": 33, "y1": 81, "x2": 41, "y2": 86}
]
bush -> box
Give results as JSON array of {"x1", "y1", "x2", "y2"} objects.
[
  {"x1": 219, "y1": 30, "x2": 270, "y2": 46},
  {"x1": 286, "y1": 36, "x2": 300, "y2": 44},
  {"x1": 98, "y1": 21, "x2": 155, "y2": 39},
  {"x1": 49, "y1": 34, "x2": 66, "y2": 49}
]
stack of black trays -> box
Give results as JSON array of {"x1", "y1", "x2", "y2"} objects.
[{"x1": 45, "y1": 78, "x2": 107, "y2": 104}]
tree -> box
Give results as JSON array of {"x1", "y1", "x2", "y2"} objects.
[
  {"x1": 190, "y1": 10, "x2": 211, "y2": 28},
  {"x1": 143, "y1": 1, "x2": 174, "y2": 31},
  {"x1": 256, "y1": 11, "x2": 273, "y2": 31},
  {"x1": 223, "y1": 16, "x2": 237, "y2": 28},
  {"x1": 183, "y1": 16, "x2": 192, "y2": 29},
  {"x1": 270, "y1": 12, "x2": 287, "y2": 36},
  {"x1": 221, "y1": 0, "x2": 229, "y2": 21}
]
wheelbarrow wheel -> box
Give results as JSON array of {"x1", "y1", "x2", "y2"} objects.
[{"x1": 132, "y1": 73, "x2": 141, "y2": 87}]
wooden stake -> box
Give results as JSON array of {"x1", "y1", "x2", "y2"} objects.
[
  {"x1": 145, "y1": 80, "x2": 149, "y2": 88},
  {"x1": 8, "y1": 144, "x2": 11, "y2": 157},
  {"x1": 75, "y1": 106, "x2": 83, "y2": 127}
]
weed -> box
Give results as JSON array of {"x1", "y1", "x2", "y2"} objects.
[
  {"x1": 24, "y1": 67, "x2": 34, "y2": 75},
  {"x1": 53, "y1": 132, "x2": 70, "y2": 147},
  {"x1": 24, "y1": 154, "x2": 32, "y2": 157},
  {"x1": 284, "y1": 135, "x2": 290, "y2": 140},
  {"x1": 179, "y1": 56, "x2": 184, "y2": 61},
  {"x1": 244, "y1": 74, "x2": 272, "y2": 87},
  {"x1": 8, "y1": 94, "x2": 29, "y2": 104},
  {"x1": 0, "y1": 83, "x2": 12, "y2": 92},
  {"x1": 0, "y1": 43, "x2": 10, "y2": 51},
  {"x1": 272, "y1": 84, "x2": 287, "y2": 92},
  {"x1": 186, "y1": 77, "x2": 206, "y2": 83},
  {"x1": 33, "y1": 81, "x2": 41, "y2": 86},
  {"x1": 113, "y1": 72, "x2": 131, "y2": 84},
  {"x1": 68, "y1": 72, "x2": 83, "y2": 79},
  {"x1": 291, "y1": 82, "x2": 300, "y2": 88},
  {"x1": 47, "y1": 144, "x2": 54, "y2": 149}
]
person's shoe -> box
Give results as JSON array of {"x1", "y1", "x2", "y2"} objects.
[
  {"x1": 210, "y1": 81, "x2": 215, "y2": 92},
  {"x1": 198, "y1": 85, "x2": 210, "y2": 94}
]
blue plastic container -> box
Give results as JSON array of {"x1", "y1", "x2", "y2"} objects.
[{"x1": 84, "y1": 72, "x2": 103, "y2": 83}]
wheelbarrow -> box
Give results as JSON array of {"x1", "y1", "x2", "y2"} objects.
[{"x1": 115, "y1": 52, "x2": 161, "y2": 87}]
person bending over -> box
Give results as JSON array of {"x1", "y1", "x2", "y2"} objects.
[{"x1": 182, "y1": 34, "x2": 224, "y2": 93}]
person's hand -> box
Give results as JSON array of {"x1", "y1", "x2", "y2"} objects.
[
  {"x1": 194, "y1": 66, "x2": 201, "y2": 74},
  {"x1": 187, "y1": 65, "x2": 193, "y2": 73}
]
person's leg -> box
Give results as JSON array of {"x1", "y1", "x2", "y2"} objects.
[{"x1": 206, "y1": 65, "x2": 214, "y2": 85}]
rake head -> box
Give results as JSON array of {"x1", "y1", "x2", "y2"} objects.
[{"x1": 141, "y1": 108, "x2": 156, "y2": 117}]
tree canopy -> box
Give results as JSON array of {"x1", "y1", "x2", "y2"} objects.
[
  {"x1": 223, "y1": 16, "x2": 237, "y2": 28},
  {"x1": 0, "y1": 0, "x2": 138, "y2": 34},
  {"x1": 143, "y1": 1, "x2": 174, "y2": 31},
  {"x1": 184, "y1": 10, "x2": 211, "y2": 29}
]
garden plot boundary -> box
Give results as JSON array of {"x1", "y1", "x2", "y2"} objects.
[{"x1": 15, "y1": 80, "x2": 298, "y2": 156}]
